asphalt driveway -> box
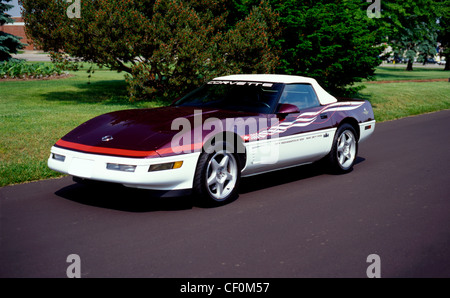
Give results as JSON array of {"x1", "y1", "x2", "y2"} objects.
[{"x1": 1, "y1": 110, "x2": 449, "y2": 278}]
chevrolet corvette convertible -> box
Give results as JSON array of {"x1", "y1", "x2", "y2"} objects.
[{"x1": 48, "y1": 74, "x2": 375, "y2": 205}]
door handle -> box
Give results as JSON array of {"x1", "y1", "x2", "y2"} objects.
[{"x1": 320, "y1": 113, "x2": 328, "y2": 119}]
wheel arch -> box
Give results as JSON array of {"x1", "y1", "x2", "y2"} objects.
[
  {"x1": 338, "y1": 117, "x2": 360, "y2": 141},
  {"x1": 202, "y1": 131, "x2": 247, "y2": 169}
]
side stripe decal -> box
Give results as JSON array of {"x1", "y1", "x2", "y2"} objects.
[{"x1": 245, "y1": 102, "x2": 364, "y2": 141}]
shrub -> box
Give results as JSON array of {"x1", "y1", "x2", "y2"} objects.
[
  {"x1": 0, "y1": 59, "x2": 66, "y2": 79},
  {"x1": 21, "y1": 0, "x2": 279, "y2": 101}
]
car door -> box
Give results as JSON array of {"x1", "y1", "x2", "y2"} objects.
[{"x1": 243, "y1": 84, "x2": 336, "y2": 175}]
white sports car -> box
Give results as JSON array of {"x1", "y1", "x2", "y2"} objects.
[{"x1": 49, "y1": 74, "x2": 376, "y2": 205}]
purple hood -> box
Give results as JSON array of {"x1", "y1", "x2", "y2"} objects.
[{"x1": 56, "y1": 106, "x2": 262, "y2": 157}]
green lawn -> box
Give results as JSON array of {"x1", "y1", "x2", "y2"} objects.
[
  {"x1": 0, "y1": 68, "x2": 164, "y2": 186},
  {"x1": 371, "y1": 66, "x2": 450, "y2": 81},
  {"x1": 1, "y1": 66, "x2": 449, "y2": 186},
  {"x1": 357, "y1": 66, "x2": 450, "y2": 121},
  {"x1": 357, "y1": 81, "x2": 450, "y2": 121}
]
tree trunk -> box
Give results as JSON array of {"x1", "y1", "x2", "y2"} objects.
[
  {"x1": 445, "y1": 57, "x2": 450, "y2": 71},
  {"x1": 115, "y1": 59, "x2": 133, "y2": 74},
  {"x1": 406, "y1": 60, "x2": 413, "y2": 71}
]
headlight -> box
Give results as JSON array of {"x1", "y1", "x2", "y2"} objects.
[
  {"x1": 106, "y1": 163, "x2": 136, "y2": 172},
  {"x1": 148, "y1": 161, "x2": 183, "y2": 172}
]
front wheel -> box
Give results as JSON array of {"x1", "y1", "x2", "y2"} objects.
[
  {"x1": 193, "y1": 142, "x2": 241, "y2": 206},
  {"x1": 327, "y1": 124, "x2": 358, "y2": 173}
]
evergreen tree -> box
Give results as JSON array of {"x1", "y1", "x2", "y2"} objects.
[
  {"x1": 0, "y1": 0, "x2": 25, "y2": 61},
  {"x1": 273, "y1": 0, "x2": 385, "y2": 95},
  {"x1": 228, "y1": 0, "x2": 386, "y2": 96},
  {"x1": 20, "y1": 0, "x2": 279, "y2": 101}
]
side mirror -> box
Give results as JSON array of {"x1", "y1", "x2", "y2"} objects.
[{"x1": 277, "y1": 103, "x2": 300, "y2": 114}]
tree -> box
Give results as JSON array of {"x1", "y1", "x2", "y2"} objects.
[
  {"x1": 221, "y1": 1, "x2": 281, "y2": 75},
  {"x1": 125, "y1": 0, "x2": 280, "y2": 100},
  {"x1": 229, "y1": 0, "x2": 386, "y2": 96},
  {"x1": 382, "y1": 0, "x2": 440, "y2": 71},
  {"x1": 20, "y1": 0, "x2": 279, "y2": 101},
  {"x1": 274, "y1": 0, "x2": 386, "y2": 95},
  {"x1": 0, "y1": 0, "x2": 25, "y2": 61},
  {"x1": 437, "y1": 0, "x2": 450, "y2": 70}
]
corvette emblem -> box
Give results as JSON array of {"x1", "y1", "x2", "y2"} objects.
[
  {"x1": 102, "y1": 135, "x2": 114, "y2": 142},
  {"x1": 363, "y1": 108, "x2": 369, "y2": 115}
]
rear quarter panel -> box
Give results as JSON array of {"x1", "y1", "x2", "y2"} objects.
[{"x1": 332, "y1": 98, "x2": 376, "y2": 142}]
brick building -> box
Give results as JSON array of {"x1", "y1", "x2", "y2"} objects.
[{"x1": 0, "y1": 17, "x2": 37, "y2": 51}]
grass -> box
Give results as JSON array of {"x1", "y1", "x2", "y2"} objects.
[
  {"x1": 370, "y1": 65, "x2": 450, "y2": 81},
  {"x1": 0, "y1": 65, "x2": 449, "y2": 187},
  {"x1": 358, "y1": 82, "x2": 450, "y2": 121},
  {"x1": 0, "y1": 66, "x2": 166, "y2": 187},
  {"x1": 357, "y1": 66, "x2": 450, "y2": 121}
]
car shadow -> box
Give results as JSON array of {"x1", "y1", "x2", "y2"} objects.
[
  {"x1": 55, "y1": 181, "x2": 194, "y2": 212},
  {"x1": 55, "y1": 157, "x2": 366, "y2": 212},
  {"x1": 239, "y1": 157, "x2": 366, "y2": 194}
]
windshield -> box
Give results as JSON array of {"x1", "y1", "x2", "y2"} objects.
[{"x1": 174, "y1": 81, "x2": 284, "y2": 114}]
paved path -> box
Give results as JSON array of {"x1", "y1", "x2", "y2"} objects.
[
  {"x1": 12, "y1": 52, "x2": 52, "y2": 62},
  {"x1": 1, "y1": 110, "x2": 449, "y2": 278}
]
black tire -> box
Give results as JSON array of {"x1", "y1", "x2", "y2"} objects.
[
  {"x1": 193, "y1": 141, "x2": 241, "y2": 206},
  {"x1": 327, "y1": 123, "x2": 358, "y2": 174}
]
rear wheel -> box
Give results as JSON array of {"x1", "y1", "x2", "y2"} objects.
[
  {"x1": 193, "y1": 142, "x2": 241, "y2": 206},
  {"x1": 327, "y1": 124, "x2": 358, "y2": 173}
]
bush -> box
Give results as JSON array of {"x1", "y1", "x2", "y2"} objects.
[
  {"x1": 21, "y1": 0, "x2": 279, "y2": 101},
  {"x1": 0, "y1": 59, "x2": 66, "y2": 79},
  {"x1": 272, "y1": 0, "x2": 385, "y2": 96}
]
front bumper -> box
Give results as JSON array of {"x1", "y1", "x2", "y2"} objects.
[{"x1": 48, "y1": 146, "x2": 200, "y2": 191}]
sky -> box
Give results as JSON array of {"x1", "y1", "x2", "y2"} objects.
[{"x1": 6, "y1": 0, "x2": 22, "y2": 17}]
